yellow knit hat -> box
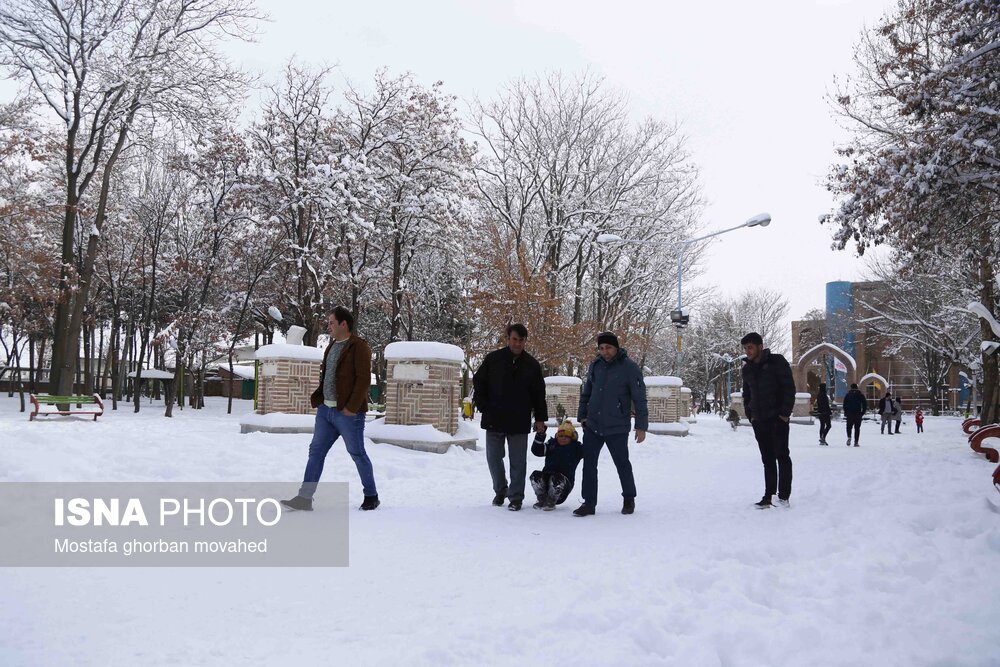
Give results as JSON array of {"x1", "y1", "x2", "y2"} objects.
[{"x1": 556, "y1": 422, "x2": 577, "y2": 439}]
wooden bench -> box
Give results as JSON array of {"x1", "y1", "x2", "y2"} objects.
[{"x1": 29, "y1": 394, "x2": 104, "y2": 421}]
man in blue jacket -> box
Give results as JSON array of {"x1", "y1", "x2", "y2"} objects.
[
  {"x1": 574, "y1": 332, "x2": 648, "y2": 517},
  {"x1": 741, "y1": 332, "x2": 795, "y2": 509}
]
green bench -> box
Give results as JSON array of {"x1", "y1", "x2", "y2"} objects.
[{"x1": 29, "y1": 394, "x2": 105, "y2": 421}]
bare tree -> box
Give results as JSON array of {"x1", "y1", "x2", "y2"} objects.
[{"x1": 0, "y1": 0, "x2": 260, "y2": 397}]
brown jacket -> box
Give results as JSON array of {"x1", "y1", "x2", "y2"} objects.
[{"x1": 310, "y1": 334, "x2": 372, "y2": 413}]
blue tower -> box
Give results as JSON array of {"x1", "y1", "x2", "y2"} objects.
[{"x1": 825, "y1": 281, "x2": 855, "y2": 398}]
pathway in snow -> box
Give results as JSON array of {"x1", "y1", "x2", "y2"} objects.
[{"x1": 1, "y1": 398, "x2": 997, "y2": 666}]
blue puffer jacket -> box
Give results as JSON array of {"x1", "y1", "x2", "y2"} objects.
[{"x1": 577, "y1": 348, "x2": 649, "y2": 436}]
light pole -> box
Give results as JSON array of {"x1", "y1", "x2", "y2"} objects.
[
  {"x1": 599, "y1": 212, "x2": 771, "y2": 371},
  {"x1": 712, "y1": 352, "x2": 747, "y2": 405}
]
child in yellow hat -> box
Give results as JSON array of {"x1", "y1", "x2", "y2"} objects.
[{"x1": 529, "y1": 421, "x2": 584, "y2": 510}]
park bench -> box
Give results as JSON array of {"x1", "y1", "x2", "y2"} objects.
[{"x1": 29, "y1": 394, "x2": 104, "y2": 421}]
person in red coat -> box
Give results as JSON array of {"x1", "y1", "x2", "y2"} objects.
[{"x1": 915, "y1": 408, "x2": 924, "y2": 433}]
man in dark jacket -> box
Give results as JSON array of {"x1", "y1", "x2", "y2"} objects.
[
  {"x1": 878, "y1": 391, "x2": 896, "y2": 436},
  {"x1": 741, "y1": 332, "x2": 795, "y2": 509},
  {"x1": 816, "y1": 382, "x2": 832, "y2": 446},
  {"x1": 574, "y1": 331, "x2": 648, "y2": 517},
  {"x1": 282, "y1": 306, "x2": 378, "y2": 512},
  {"x1": 473, "y1": 323, "x2": 548, "y2": 511},
  {"x1": 842, "y1": 383, "x2": 867, "y2": 447}
]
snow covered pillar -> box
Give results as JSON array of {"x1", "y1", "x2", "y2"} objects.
[
  {"x1": 384, "y1": 342, "x2": 463, "y2": 436},
  {"x1": 681, "y1": 386, "x2": 696, "y2": 423},
  {"x1": 544, "y1": 376, "x2": 582, "y2": 423},
  {"x1": 791, "y1": 392, "x2": 814, "y2": 425},
  {"x1": 730, "y1": 392, "x2": 746, "y2": 420},
  {"x1": 253, "y1": 343, "x2": 324, "y2": 416},
  {"x1": 645, "y1": 376, "x2": 689, "y2": 436}
]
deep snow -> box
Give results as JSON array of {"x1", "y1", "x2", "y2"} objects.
[{"x1": 1, "y1": 397, "x2": 998, "y2": 666}]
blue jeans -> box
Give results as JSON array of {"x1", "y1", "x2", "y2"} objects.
[
  {"x1": 298, "y1": 404, "x2": 377, "y2": 498},
  {"x1": 581, "y1": 428, "x2": 636, "y2": 507}
]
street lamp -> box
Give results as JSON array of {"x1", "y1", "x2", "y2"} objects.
[
  {"x1": 712, "y1": 352, "x2": 747, "y2": 405},
  {"x1": 599, "y1": 213, "x2": 771, "y2": 370}
]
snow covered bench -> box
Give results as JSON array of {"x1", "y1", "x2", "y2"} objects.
[{"x1": 29, "y1": 394, "x2": 104, "y2": 421}]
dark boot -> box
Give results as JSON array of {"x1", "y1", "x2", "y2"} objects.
[
  {"x1": 754, "y1": 495, "x2": 773, "y2": 509},
  {"x1": 280, "y1": 496, "x2": 313, "y2": 511},
  {"x1": 507, "y1": 500, "x2": 522, "y2": 512},
  {"x1": 573, "y1": 503, "x2": 595, "y2": 517},
  {"x1": 492, "y1": 487, "x2": 507, "y2": 507},
  {"x1": 360, "y1": 495, "x2": 380, "y2": 511},
  {"x1": 622, "y1": 497, "x2": 635, "y2": 515}
]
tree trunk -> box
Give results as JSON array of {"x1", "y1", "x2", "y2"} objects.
[{"x1": 979, "y1": 257, "x2": 999, "y2": 425}]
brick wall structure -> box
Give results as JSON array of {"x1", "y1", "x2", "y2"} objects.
[
  {"x1": 384, "y1": 342, "x2": 464, "y2": 436},
  {"x1": 730, "y1": 392, "x2": 746, "y2": 419},
  {"x1": 681, "y1": 387, "x2": 692, "y2": 418},
  {"x1": 545, "y1": 376, "x2": 582, "y2": 421},
  {"x1": 646, "y1": 376, "x2": 684, "y2": 423},
  {"x1": 254, "y1": 344, "x2": 324, "y2": 415}
]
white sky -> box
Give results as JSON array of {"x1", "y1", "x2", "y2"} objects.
[
  {"x1": 224, "y1": 0, "x2": 896, "y2": 328},
  {"x1": 3, "y1": 0, "x2": 897, "y2": 332}
]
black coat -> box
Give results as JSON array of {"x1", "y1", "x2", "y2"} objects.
[
  {"x1": 741, "y1": 349, "x2": 795, "y2": 422},
  {"x1": 816, "y1": 391, "x2": 832, "y2": 417},
  {"x1": 842, "y1": 389, "x2": 868, "y2": 417},
  {"x1": 472, "y1": 346, "x2": 548, "y2": 434}
]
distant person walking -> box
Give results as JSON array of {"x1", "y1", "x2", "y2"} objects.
[
  {"x1": 740, "y1": 332, "x2": 795, "y2": 509},
  {"x1": 915, "y1": 408, "x2": 924, "y2": 433},
  {"x1": 473, "y1": 323, "x2": 548, "y2": 512},
  {"x1": 816, "y1": 382, "x2": 832, "y2": 446},
  {"x1": 878, "y1": 391, "x2": 896, "y2": 435},
  {"x1": 893, "y1": 398, "x2": 903, "y2": 434},
  {"x1": 574, "y1": 332, "x2": 648, "y2": 517},
  {"x1": 282, "y1": 306, "x2": 379, "y2": 512},
  {"x1": 842, "y1": 383, "x2": 867, "y2": 447}
]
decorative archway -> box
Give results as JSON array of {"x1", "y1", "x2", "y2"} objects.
[
  {"x1": 793, "y1": 342, "x2": 857, "y2": 392},
  {"x1": 858, "y1": 372, "x2": 889, "y2": 395}
]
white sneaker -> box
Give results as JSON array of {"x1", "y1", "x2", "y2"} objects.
[{"x1": 776, "y1": 498, "x2": 790, "y2": 508}]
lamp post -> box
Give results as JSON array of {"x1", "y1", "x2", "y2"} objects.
[
  {"x1": 712, "y1": 352, "x2": 747, "y2": 405},
  {"x1": 599, "y1": 212, "x2": 771, "y2": 371}
]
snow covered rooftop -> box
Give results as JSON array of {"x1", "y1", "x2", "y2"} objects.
[
  {"x1": 254, "y1": 343, "x2": 324, "y2": 361},
  {"x1": 218, "y1": 365, "x2": 256, "y2": 379},
  {"x1": 645, "y1": 376, "x2": 683, "y2": 387},
  {"x1": 384, "y1": 341, "x2": 464, "y2": 363},
  {"x1": 127, "y1": 369, "x2": 175, "y2": 379},
  {"x1": 545, "y1": 375, "x2": 583, "y2": 385}
]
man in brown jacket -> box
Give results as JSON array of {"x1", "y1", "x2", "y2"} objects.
[{"x1": 282, "y1": 306, "x2": 379, "y2": 511}]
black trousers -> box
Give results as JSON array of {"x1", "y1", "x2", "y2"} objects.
[
  {"x1": 751, "y1": 417, "x2": 792, "y2": 499},
  {"x1": 845, "y1": 415, "x2": 862, "y2": 443},
  {"x1": 818, "y1": 415, "x2": 832, "y2": 440},
  {"x1": 530, "y1": 471, "x2": 572, "y2": 505}
]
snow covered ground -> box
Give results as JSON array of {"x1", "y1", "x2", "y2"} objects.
[{"x1": 1, "y1": 397, "x2": 998, "y2": 666}]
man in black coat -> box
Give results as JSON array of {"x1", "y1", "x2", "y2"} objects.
[
  {"x1": 472, "y1": 323, "x2": 548, "y2": 511},
  {"x1": 741, "y1": 332, "x2": 795, "y2": 509},
  {"x1": 816, "y1": 382, "x2": 832, "y2": 446},
  {"x1": 842, "y1": 383, "x2": 867, "y2": 447}
]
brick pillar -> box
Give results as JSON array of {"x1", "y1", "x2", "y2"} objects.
[
  {"x1": 730, "y1": 392, "x2": 746, "y2": 419},
  {"x1": 646, "y1": 376, "x2": 684, "y2": 423},
  {"x1": 254, "y1": 344, "x2": 324, "y2": 415},
  {"x1": 384, "y1": 342, "x2": 464, "y2": 436},
  {"x1": 544, "y1": 376, "x2": 582, "y2": 421}
]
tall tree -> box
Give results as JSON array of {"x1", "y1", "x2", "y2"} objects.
[{"x1": 0, "y1": 0, "x2": 260, "y2": 396}]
